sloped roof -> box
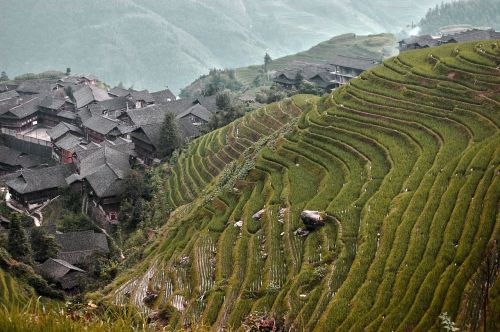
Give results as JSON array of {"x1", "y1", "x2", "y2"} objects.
[
  {"x1": 78, "y1": 145, "x2": 131, "y2": 198},
  {"x1": 56, "y1": 230, "x2": 109, "y2": 254},
  {"x1": 37, "y1": 258, "x2": 85, "y2": 281},
  {"x1": 47, "y1": 122, "x2": 82, "y2": 141},
  {"x1": 331, "y1": 55, "x2": 381, "y2": 71},
  {"x1": 126, "y1": 105, "x2": 169, "y2": 126},
  {"x1": 178, "y1": 117, "x2": 202, "y2": 139},
  {"x1": 0, "y1": 90, "x2": 19, "y2": 102},
  {"x1": 4, "y1": 95, "x2": 41, "y2": 119},
  {"x1": 54, "y1": 133, "x2": 84, "y2": 151},
  {"x1": 97, "y1": 96, "x2": 130, "y2": 112},
  {"x1": 400, "y1": 35, "x2": 439, "y2": 48},
  {"x1": 133, "y1": 123, "x2": 163, "y2": 150},
  {"x1": 73, "y1": 85, "x2": 111, "y2": 109},
  {"x1": 442, "y1": 29, "x2": 500, "y2": 43},
  {"x1": 176, "y1": 103, "x2": 212, "y2": 122},
  {"x1": 83, "y1": 115, "x2": 120, "y2": 135},
  {"x1": 80, "y1": 74, "x2": 97, "y2": 81},
  {"x1": 109, "y1": 87, "x2": 131, "y2": 97},
  {"x1": 57, "y1": 110, "x2": 77, "y2": 121},
  {"x1": 128, "y1": 90, "x2": 154, "y2": 103},
  {"x1": 0, "y1": 146, "x2": 42, "y2": 169},
  {"x1": 2, "y1": 165, "x2": 71, "y2": 194},
  {"x1": 16, "y1": 80, "x2": 56, "y2": 94},
  {"x1": 307, "y1": 72, "x2": 336, "y2": 88},
  {"x1": 39, "y1": 95, "x2": 65, "y2": 110},
  {"x1": 151, "y1": 89, "x2": 176, "y2": 104}
]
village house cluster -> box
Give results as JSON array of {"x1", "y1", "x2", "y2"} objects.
[
  {"x1": 273, "y1": 55, "x2": 381, "y2": 92},
  {"x1": 0, "y1": 74, "x2": 218, "y2": 224},
  {"x1": 398, "y1": 27, "x2": 500, "y2": 51}
]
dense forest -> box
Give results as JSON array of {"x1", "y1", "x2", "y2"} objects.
[{"x1": 419, "y1": 0, "x2": 500, "y2": 34}]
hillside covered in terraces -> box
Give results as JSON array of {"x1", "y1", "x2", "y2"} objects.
[{"x1": 107, "y1": 40, "x2": 500, "y2": 331}]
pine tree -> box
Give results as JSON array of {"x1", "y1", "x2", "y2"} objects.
[
  {"x1": 30, "y1": 228, "x2": 60, "y2": 262},
  {"x1": 8, "y1": 216, "x2": 32, "y2": 264},
  {"x1": 264, "y1": 53, "x2": 272, "y2": 72},
  {"x1": 0, "y1": 71, "x2": 9, "y2": 81},
  {"x1": 159, "y1": 112, "x2": 182, "y2": 158}
]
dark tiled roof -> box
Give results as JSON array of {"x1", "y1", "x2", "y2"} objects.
[
  {"x1": 196, "y1": 96, "x2": 218, "y2": 113},
  {"x1": 97, "y1": 96, "x2": 130, "y2": 112},
  {"x1": 178, "y1": 117, "x2": 202, "y2": 139},
  {"x1": 128, "y1": 90, "x2": 154, "y2": 103},
  {"x1": 176, "y1": 103, "x2": 212, "y2": 122},
  {"x1": 0, "y1": 90, "x2": 19, "y2": 102},
  {"x1": 0, "y1": 146, "x2": 42, "y2": 169},
  {"x1": 54, "y1": 133, "x2": 84, "y2": 151},
  {"x1": 133, "y1": 123, "x2": 162, "y2": 150},
  {"x1": 83, "y1": 115, "x2": 120, "y2": 135},
  {"x1": 80, "y1": 74, "x2": 98, "y2": 81},
  {"x1": 151, "y1": 89, "x2": 176, "y2": 104},
  {"x1": 307, "y1": 72, "x2": 336, "y2": 88},
  {"x1": 47, "y1": 122, "x2": 82, "y2": 141},
  {"x1": 56, "y1": 110, "x2": 78, "y2": 121},
  {"x1": 109, "y1": 87, "x2": 131, "y2": 97},
  {"x1": 442, "y1": 29, "x2": 500, "y2": 43},
  {"x1": 37, "y1": 258, "x2": 85, "y2": 280},
  {"x1": 39, "y1": 95, "x2": 65, "y2": 110},
  {"x1": 2, "y1": 165, "x2": 71, "y2": 194},
  {"x1": 73, "y1": 85, "x2": 111, "y2": 109},
  {"x1": 78, "y1": 145, "x2": 131, "y2": 198},
  {"x1": 4, "y1": 95, "x2": 41, "y2": 119},
  {"x1": 399, "y1": 35, "x2": 439, "y2": 48},
  {"x1": 330, "y1": 55, "x2": 381, "y2": 71},
  {"x1": 16, "y1": 80, "x2": 56, "y2": 94},
  {"x1": 126, "y1": 105, "x2": 170, "y2": 126},
  {"x1": 56, "y1": 230, "x2": 109, "y2": 255}
]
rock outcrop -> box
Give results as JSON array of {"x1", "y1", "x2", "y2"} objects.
[{"x1": 300, "y1": 210, "x2": 325, "y2": 230}]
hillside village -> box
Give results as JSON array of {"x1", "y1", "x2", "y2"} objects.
[
  {"x1": 0, "y1": 3, "x2": 499, "y2": 327},
  {"x1": 1, "y1": 24, "x2": 499, "y2": 294},
  {"x1": 0, "y1": 74, "x2": 224, "y2": 290}
]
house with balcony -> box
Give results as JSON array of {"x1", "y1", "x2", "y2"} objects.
[{"x1": 329, "y1": 55, "x2": 381, "y2": 88}]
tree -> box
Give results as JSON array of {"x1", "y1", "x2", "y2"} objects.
[
  {"x1": 295, "y1": 70, "x2": 304, "y2": 82},
  {"x1": 66, "y1": 67, "x2": 71, "y2": 76},
  {"x1": 0, "y1": 71, "x2": 9, "y2": 81},
  {"x1": 64, "y1": 86, "x2": 75, "y2": 103},
  {"x1": 264, "y1": 53, "x2": 272, "y2": 72},
  {"x1": 8, "y1": 215, "x2": 32, "y2": 264},
  {"x1": 30, "y1": 228, "x2": 60, "y2": 262},
  {"x1": 216, "y1": 90, "x2": 232, "y2": 110},
  {"x1": 159, "y1": 112, "x2": 182, "y2": 158},
  {"x1": 122, "y1": 169, "x2": 150, "y2": 203}
]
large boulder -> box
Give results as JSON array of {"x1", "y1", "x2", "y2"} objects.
[
  {"x1": 252, "y1": 209, "x2": 265, "y2": 220},
  {"x1": 300, "y1": 210, "x2": 325, "y2": 230}
]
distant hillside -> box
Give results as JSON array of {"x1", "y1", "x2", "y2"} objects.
[
  {"x1": 419, "y1": 0, "x2": 500, "y2": 34},
  {"x1": 0, "y1": 0, "x2": 445, "y2": 93},
  {"x1": 181, "y1": 33, "x2": 396, "y2": 97},
  {"x1": 107, "y1": 40, "x2": 500, "y2": 331}
]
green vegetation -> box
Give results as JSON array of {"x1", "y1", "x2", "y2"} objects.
[
  {"x1": 14, "y1": 70, "x2": 66, "y2": 81},
  {"x1": 107, "y1": 41, "x2": 500, "y2": 331},
  {"x1": 1, "y1": 40, "x2": 498, "y2": 331},
  {"x1": 181, "y1": 33, "x2": 396, "y2": 99},
  {"x1": 159, "y1": 113, "x2": 182, "y2": 158},
  {"x1": 419, "y1": 0, "x2": 500, "y2": 34}
]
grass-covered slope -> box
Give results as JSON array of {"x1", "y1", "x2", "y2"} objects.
[
  {"x1": 181, "y1": 33, "x2": 395, "y2": 97},
  {"x1": 109, "y1": 40, "x2": 500, "y2": 331}
]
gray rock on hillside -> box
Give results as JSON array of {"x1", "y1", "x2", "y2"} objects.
[{"x1": 300, "y1": 210, "x2": 325, "y2": 230}]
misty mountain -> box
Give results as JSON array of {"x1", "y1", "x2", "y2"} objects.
[{"x1": 0, "y1": 0, "x2": 445, "y2": 92}]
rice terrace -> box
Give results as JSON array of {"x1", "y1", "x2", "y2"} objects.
[{"x1": 105, "y1": 40, "x2": 500, "y2": 331}]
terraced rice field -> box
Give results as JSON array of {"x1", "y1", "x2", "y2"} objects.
[{"x1": 111, "y1": 41, "x2": 500, "y2": 331}]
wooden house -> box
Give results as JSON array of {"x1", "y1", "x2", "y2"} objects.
[{"x1": 1, "y1": 165, "x2": 72, "y2": 206}]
